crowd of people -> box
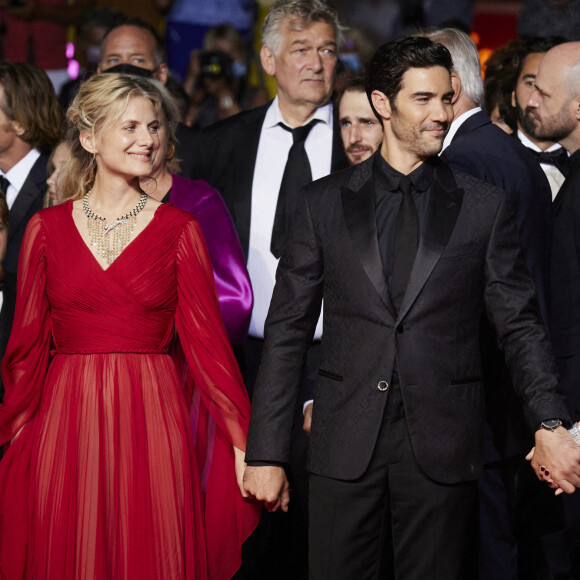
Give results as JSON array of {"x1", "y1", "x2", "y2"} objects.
[{"x1": 0, "y1": 0, "x2": 580, "y2": 579}]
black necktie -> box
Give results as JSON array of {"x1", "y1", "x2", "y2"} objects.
[
  {"x1": 270, "y1": 119, "x2": 319, "y2": 259},
  {"x1": 528, "y1": 147, "x2": 570, "y2": 178},
  {"x1": 0, "y1": 175, "x2": 9, "y2": 197},
  {"x1": 391, "y1": 176, "x2": 418, "y2": 313}
]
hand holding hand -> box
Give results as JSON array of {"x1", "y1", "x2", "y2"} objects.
[
  {"x1": 233, "y1": 446, "x2": 249, "y2": 498},
  {"x1": 527, "y1": 427, "x2": 580, "y2": 494},
  {"x1": 243, "y1": 465, "x2": 290, "y2": 512}
]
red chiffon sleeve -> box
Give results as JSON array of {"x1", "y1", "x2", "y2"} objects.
[
  {"x1": 174, "y1": 217, "x2": 260, "y2": 580},
  {"x1": 0, "y1": 213, "x2": 51, "y2": 445}
]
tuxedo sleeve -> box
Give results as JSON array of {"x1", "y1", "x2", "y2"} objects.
[
  {"x1": 483, "y1": 194, "x2": 570, "y2": 428},
  {"x1": 245, "y1": 189, "x2": 324, "y2": 463}
]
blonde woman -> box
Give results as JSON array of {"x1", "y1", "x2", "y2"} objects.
[{"x1": 0, "y1": 74, "x2": 259, "y2": 579}]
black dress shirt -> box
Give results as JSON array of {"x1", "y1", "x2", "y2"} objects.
[{"x1": 373, "y1": 154, "x2": 436, "y2": 280}]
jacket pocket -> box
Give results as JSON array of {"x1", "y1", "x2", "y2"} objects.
[
  {"x1": 318, "y1": 369, "x2": 343, "y2": 382},
  {"x1": 450, "y1": 376, "x2": 482, "y2": 386}
]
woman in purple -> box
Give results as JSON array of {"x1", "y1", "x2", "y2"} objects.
[{"x1": 140, "y1": 84, "x2": 253, "y2": 344}]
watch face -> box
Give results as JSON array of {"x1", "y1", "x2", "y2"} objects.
[{"x1": 543, "y1": 419, "x2": 562, "y2": 430}]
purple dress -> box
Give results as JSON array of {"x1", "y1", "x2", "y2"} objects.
[{"x1": 170, "y1": 173, "x2": 252, "y2": 344}]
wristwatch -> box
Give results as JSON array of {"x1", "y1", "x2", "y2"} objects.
[{"x1": 536, "y1": 418, "x2": 563, "y2": 432}]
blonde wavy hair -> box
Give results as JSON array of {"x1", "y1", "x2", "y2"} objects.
[{"x1": 59, "y1": 73, "x2": 178, "y2": 203}]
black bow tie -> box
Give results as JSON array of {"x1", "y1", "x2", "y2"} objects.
[{"x1": 528, "y1": 147, "x2": 570, "y2": 177}]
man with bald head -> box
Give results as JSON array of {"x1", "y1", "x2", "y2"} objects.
[{"x1": 527, "y1": 42, "x2": 580, "y2": 576}]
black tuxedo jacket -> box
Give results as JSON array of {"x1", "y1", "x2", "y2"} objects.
[
  {"x1": 442, "y1": 111, "x2": 554, "y2": 457},
  {"x1": 245, "y1": 153, "x2": 569, "y2": 484},
  {"x1": 0, "y1": 154, "x2": 48, "y2": 397},
  {"x1": 189, "y1": 103, "x2": 348, "y2": 260},
  {"x1": 550, "y1": 151, "x2": 580, "y2": 419}
]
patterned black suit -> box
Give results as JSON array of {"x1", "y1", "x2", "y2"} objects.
[{"x1": 246, "y1": 152, "x2": 569, "y2": 579}]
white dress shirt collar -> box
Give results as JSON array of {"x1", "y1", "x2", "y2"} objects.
[
  {"x1": 518, "y1": 130, "x2": 564, "y2": 154},
  {"x1": 263, "y1": 96, "x2": 333, "y2": 131},
  {"x1": 1, "y1": 148, "x2": 41, "y2": 209},
  {"x1": 441, "y1": 107, "x2": 482, "y2": 152}
]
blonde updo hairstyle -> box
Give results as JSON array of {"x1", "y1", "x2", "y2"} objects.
[{"x1": 59, "y1": 73, "x2": 178, "y2": 203}]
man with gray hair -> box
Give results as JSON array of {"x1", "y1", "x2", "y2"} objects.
[
  {"x1": 190, "y1": 1, "x2": 348, "y2": 578},
  {"x1": 424, "y1": 26, "x2": 554, "y2": 580}
]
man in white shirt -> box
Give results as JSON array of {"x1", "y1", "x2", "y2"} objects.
[
  {"x1": 511, "y1": 36, "x2": 569, "y2": 200},
  {"x1": 190, "y1": 2, "x2": 348, "y2": 578},
  {"x1": 0, "y1": 62, "x2": 62, "y2": 404}
]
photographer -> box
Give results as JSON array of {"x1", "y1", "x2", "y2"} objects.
[{"x1": 184, "y1": 24, "x2": 268, "y2": 128}]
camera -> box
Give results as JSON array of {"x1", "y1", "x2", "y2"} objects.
[{"x1": 199, "y1": 51, "x2": 233, "y2": 82}]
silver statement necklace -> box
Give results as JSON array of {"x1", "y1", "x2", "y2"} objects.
[{"x1": 83, "y1": 190, "x2": 148, "y2": 266}]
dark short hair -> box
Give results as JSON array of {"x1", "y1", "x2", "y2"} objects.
[
  {"x1": 0, "y1": 62, "x2": 63, "y2": 154},
  {"x1": 101, "y1": 17, "x2": 166, "y2": 66},
  {"x1": 365, "y1": 36, "x2": 453, "y2": 119},
  {"x1": 513, "y1": 36, "x2": 568, "y2": 84},
  {"x1": 335, "y1": 74, "x2": 366, "y2": 110}
]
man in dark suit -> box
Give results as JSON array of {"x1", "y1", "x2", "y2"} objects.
[
  {"x1": 243, "y1": 36, "x2": 580, "y2": 579},
  {"x1": 190, "y1": 2, "x2": 347, "y2": 577},
  {"x1": 0, "y1": 62, "x2": 63, "y2": 403},
  {"x1": 97, "y1": 17, "x2": 197, "y2": 178},
  {"x1": 424, "y1": 27, "x2": 555, "y2": 579},
  {"x1": 527, "y1": 41, "x2": 580, "y2": 577}
]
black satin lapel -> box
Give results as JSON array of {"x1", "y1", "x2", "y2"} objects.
[
  {"x1": 341, "y1": 179, "x2": 392, "y2": 312},
  {"x1": 233, "y1": 117, "x2": 263, "y2": 258},
  {"x1": 397, "y1": 163, "x2": 463, "y2": 321}
]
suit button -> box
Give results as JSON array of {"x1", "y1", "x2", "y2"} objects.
[
  {"x1": 377, "y1": 381, "x2": 389, "y2": 391},
  {"x1": 397, "y1": 326, "x2": 404, "y2": 334}
]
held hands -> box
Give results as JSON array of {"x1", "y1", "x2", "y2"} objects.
[
  {"x1": 243, "y1": 465, "x2": 290, "y2": 513},
  {"x1": 527, "y1": 427, "x2": 580, "y2": 495},
  {"x1": 233, "y1": 446, "x2": 249, "y2": 498}
]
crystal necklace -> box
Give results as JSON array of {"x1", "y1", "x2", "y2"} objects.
[{"x1": 83, "y1": 190, "x2": 148, "y2": 266}]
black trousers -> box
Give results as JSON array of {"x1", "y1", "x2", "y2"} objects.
[
  {"x1": 234, "y1": 337, "x2": 320, "y2": 580},
  {"x1": 309, "y1": 384, "x2": 479, "y2": 580}
]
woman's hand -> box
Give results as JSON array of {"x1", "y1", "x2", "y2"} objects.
[{"x1": 234, "y1": 446, "x2": 249, "y2": 497}]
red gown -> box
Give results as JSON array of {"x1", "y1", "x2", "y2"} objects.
[{"x1": 0, "y1": 202, "x2": 259, "y2": 579}]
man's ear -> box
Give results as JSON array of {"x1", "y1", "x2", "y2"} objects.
[
  {"x1": 371, "y1": 90, "x2": 391, "y2": 122},
  {"x1": 261, "y1": 45, "x2": 276, "y2": 77},
  {"x1": 79, "y1": 130, "x2": 96, "y2": 155},
  {"x1": 573, "y1": 93, "x2": 580, "y2": 122},
  {"x1": 451, "y1": 72, "x2": 461, "y2": 104},
  {"x1": 511, "y1": 89, "x2": 516, "y2": 109},
  {"x1": 156, "y1": 63, "x2": 169, "y2": 85},
  {"x1": 12, "y1": 120, "x2": 25, "y2": 137}
]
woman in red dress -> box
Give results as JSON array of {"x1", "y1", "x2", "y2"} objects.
[{"x1": 0, "y1": 73, "x2": 259, "y2": 579}]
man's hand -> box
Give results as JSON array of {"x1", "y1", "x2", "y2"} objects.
[
  {"x1": 243, "y1": 465, "x2": 290, "y2": 512},
  {"x1": 527, "y1": 427, "x2": 580, "y2": 494},
  {"x1": 303, "y1": 402, "x2": 313, "y2": 436}
]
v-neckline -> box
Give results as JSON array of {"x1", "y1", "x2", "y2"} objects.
[{"x1": 68, "y1": 200, "x2": 166, "y2": 272}]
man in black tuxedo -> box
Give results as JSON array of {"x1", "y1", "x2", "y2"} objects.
[
  {"x1": 0, "y1": 62, "x2": 63, "y2": 403},
  {"x1": 97, "y1": 17, "x2": 196, "y2": 178},
  {"x1": 190, "y1": 2, "x2": 347, "y2": 577},
  {"x1": 243, "y1": 36, "x2": 580, "y2": 579},
  {"x1": 510, "y1": 36, "x2": 569, "y2": 200},
  {"x1": 527, "y1": 41, "x2": 580, "y2": 577}
]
